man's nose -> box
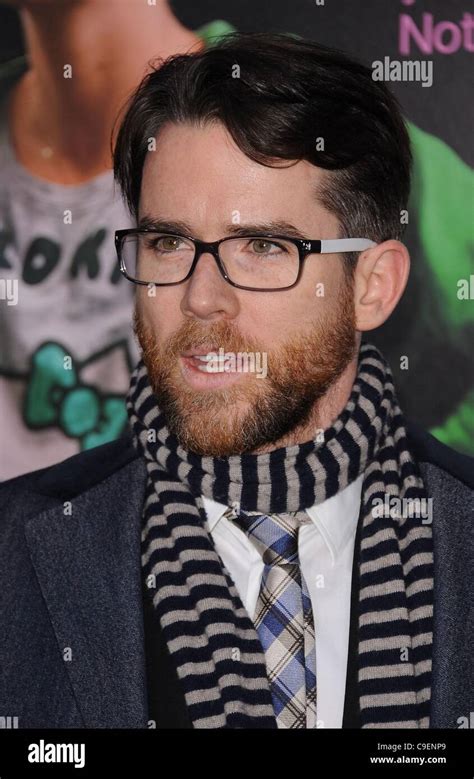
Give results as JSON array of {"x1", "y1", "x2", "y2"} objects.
[{"x1": 180, "y1": 251, "x2": 240, "y2": 321}]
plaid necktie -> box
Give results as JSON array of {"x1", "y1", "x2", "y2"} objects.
[{"x1": 226, "y1": 507, "x2": 317, "y2": 728}]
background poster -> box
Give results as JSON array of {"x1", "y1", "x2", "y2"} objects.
[{"x1": 0, "y1": 0, "x2": 472, "y2": 476}]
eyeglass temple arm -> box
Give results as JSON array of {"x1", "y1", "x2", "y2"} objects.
[{"x1": 318, "y1": 238, "x2": 377, "y2": 254}]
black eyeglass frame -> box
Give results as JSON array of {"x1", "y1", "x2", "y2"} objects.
[{"x1": 114, "y1": 228, "x2": 376, "y2": 292}]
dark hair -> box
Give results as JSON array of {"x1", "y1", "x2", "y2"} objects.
[{"x1": 113, "y1": 32, "x2": 412, "y2": 268}]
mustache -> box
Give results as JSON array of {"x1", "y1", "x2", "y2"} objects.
[{"x1": 134, "y1": 311, "x2": 261, "y2": 358}]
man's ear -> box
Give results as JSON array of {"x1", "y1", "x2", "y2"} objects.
[{"x1": 354, "y1": 240, "x2": 410, "y2": 332}]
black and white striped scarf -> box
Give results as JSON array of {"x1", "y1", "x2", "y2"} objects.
[{"x1": 126, "y1": 342, "x2": 434, "y2": 728}]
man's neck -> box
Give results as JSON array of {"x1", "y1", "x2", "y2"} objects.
[
  {"x1": 8, "y1": 0, "x2": 203, "y2": 183},
  {"x1": 251, "y1": 354, "x2": 359, "y2": 454}
]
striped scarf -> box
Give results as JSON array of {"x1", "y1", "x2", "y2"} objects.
[{"x1": 126, "y1": 342, "x2": 434, "y2": 728}]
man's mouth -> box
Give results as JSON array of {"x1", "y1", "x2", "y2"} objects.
[
  {"x1": 179, "y1": 348, "x2": 246, "y2": 389},
  {"x1": 181, "y1": 349, "x2": 232, "y2": 374}
]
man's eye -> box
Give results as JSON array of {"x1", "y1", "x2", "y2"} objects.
[
  {"x1": 249, "y1": 239, "x2": 286, "y2": 254},
  {"x1": 155, "y1": 236, "x2": 182, "y2": 251}
]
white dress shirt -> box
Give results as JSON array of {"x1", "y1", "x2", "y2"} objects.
[{"x1": 202, "y1": 473, "x2": 363, "y2": 728}]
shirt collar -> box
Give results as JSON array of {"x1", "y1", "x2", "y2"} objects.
[
  {"x1": 202, "y1": 496, "x2": 232, "y2": 533},
  {"x1": 305, "y1": 473, "x2": 363, "y2": 561},
  {"x1": 201, "y1": 473, "x2": 363, "y2": 562}
]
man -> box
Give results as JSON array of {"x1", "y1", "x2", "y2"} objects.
[
  {"x1": 0, "y1": 32, "x2": 472, "y2": 729},
  {"x1": 0, "y1": 0, "x2": 233, "y2": 479}
]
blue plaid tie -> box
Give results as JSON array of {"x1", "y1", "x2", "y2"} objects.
[{"x1": 228, "y1": 508, "x2": 317, "y2": 728}]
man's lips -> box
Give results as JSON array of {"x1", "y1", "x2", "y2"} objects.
[
  {"x1": 179, "y1": 347, "x2": 247, "y2": 386},
  {"x1": 181, "y1": 350, "x2": 235, "y2": 374},
  {"x1": 181, "y1": 346, "x2": 221, "y2": 358}
]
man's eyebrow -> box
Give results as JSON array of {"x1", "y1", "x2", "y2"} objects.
[
  {"x1": 137, "y1": 216, "x2": 194, "y2": 234},
  {"x1": 137, "y1": 215, "x2": 307, "y2": 239},
  {"x1": 226, "y1": 221, "x2": 306, "y2": 239}
]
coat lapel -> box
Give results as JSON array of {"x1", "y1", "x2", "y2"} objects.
[{"x1": 24, "y1": 454, "x2": 149, "y2": 727}]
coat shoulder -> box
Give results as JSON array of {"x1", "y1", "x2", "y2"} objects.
[
  {"x1": 406, "y1": 418, "x2": 474, "y2": 490},
  {"x1": 0, "y1": 431, "x2": 140, "y2": 515}
]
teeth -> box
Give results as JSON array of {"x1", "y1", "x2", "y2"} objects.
[
  {"x1": 185, "y1": 352, "x2": 237, "y2": 374},
  {"x1": 197, "y1": 360, "x2": 228, "y2": 373}
]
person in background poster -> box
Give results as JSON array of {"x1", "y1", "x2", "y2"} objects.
[{"x1": 0, "y1": 0, "x2": 233, "y2": 480}]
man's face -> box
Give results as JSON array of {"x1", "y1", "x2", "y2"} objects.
[{"x1": 136, "y1": 121, "x2": 356, "y2": 456}]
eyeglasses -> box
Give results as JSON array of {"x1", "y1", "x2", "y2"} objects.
[{"x1": 114, "y1": 229, "x2": 376, "y2": 292}]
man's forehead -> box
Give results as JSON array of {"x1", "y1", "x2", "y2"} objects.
[
  {"x1": 142, "y1": 121, "x2": 323, "y2": 184},
  {"x1": 139, "y1": 122, "x2": 334, "y2": 234}
]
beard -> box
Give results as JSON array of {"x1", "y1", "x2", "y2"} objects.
[{"x1": 134, "y1": 281, "x2": 356, "y2": 456}]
